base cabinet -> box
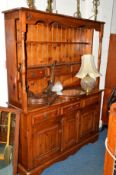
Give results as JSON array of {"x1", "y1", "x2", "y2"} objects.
[{"x1": 18, "y1": 92, "x2": 101, "y2": 175}]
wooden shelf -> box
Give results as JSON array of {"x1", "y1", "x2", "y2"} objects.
[{"x1": 16, "y1": 41, "x2": 91, "y2": 45}]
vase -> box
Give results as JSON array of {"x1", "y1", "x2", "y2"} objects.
[{"x1": 26, "y1": 0, "x2": 36, "y2": 9}]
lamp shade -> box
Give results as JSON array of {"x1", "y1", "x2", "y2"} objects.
[{"x1": 75, "y1": 54, "x2": 101, "y2": 79}]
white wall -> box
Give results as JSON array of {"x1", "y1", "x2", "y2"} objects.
[
  {"x1": 0, "y1": 0, "x2": 114, "y2": 105},
  {"x1": 98, "y1": 0, "x2": 114, "y2": 90},
  {"x1": 0, "y1": 1, "x2": 7, "y2": 105},
  {"x1": 111, "y1": 0, "x2": 116, "y2": 34}
]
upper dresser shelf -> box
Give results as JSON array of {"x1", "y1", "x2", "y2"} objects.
[
  {"x1": 3, "y1": 8, "x2": 104, "y2": 110},
  {"x1": 3, "y1": 7, "x2": 104, "y2": 66},
  {"x1": 3, "y1": 7, "x2": 104, "y2": 29}
]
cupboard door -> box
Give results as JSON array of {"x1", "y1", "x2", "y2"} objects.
[
  {"x1": 79, "y1": 106, "x2": 99, "y2": 140},
  {"x1": 31, "y1": 110, "x2": 61, "y2": 166},
  {"x1": 61, "y1": 110, "x2": 80, "y2": 151}
]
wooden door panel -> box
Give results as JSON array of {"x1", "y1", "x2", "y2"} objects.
[
  {"x1": 32, "y1": 123, "x2": 61, "y2": 166},
  {"x1": 61, "y1": 110, "x2": 79, "y2": 150},
  {"x1": 79, "y1": 108, "x2": 95, "y2": 139}
]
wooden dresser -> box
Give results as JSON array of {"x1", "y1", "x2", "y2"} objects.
[{"x1": 3, "y1": 8, "x2": 104, "y2": 175}]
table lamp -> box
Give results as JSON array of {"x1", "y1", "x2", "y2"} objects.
[{"x1": 75, "y1": 54, "x2": 101, "y2": 94}]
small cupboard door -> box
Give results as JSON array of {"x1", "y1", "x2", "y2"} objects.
[
  {"x1": 79, "y1": 105, "x2": 99, "y2": 140},
  {"x1": 31, "y1": 109, "x2": 61, "y2": 166},
  {"x1": 61, "y1": 109, "x2": 80, "y2": 151}
]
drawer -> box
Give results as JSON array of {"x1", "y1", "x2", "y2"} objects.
[
  {"x1": 27, "y1": 68, "x2": 47, "y2": 80},
  {"x1": 71, "y1": 64, "x2": 80, "y2": 75},
  {"x1": 81, "y1": 94, "x2": 100, "y2": 108},
  {"x1": 32, "y1": 109, "x2": 59, "y2": 126},
  {"x1": 54, "y1": 65, "x2": 71, "y2": 76},
  {"x1": 61, "y1": 102, "x2": 80, "y2": 114}
]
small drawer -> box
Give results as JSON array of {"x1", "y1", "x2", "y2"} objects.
[
  {"x1": 32, "y1": 109, "x2": 59, "y2": 126},
  {"x1": 81, "y1": 94, "x2": 100, "y2": 108},
  {"x1": 61, "y1": 102, "x2": 80, "y2": 114},
  {"x1": 53, "y1": 65, "x2": 71, "y2": 76},
  {"x1": 27, "y1": 68, "x2": 47, "y2": 80},
  {"x1": 71, "y1": 64, "x2": 80, "y2": 75}
]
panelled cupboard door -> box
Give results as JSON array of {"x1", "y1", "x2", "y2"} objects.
[
  {"x1": 61, "y1": 110, "x2": 80, "y2": 150},
  {"x1": 79, "y1": 106, "x2": 99, "y2": 140},
  {"x1": 31, "y1": 109, "x2": 61, "y2": 166}
]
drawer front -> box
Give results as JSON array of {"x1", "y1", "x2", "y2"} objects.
[
  {"x1": 32, "y1": 109, "x2": 59, "y2": 126},
  {"x1": 81, "y1": 94, "x2": 100, "y2": 108},
  {"x1": 61, "y1": 102, "x2": 80, "y2": 114},
  {"x1": 54, "y1": 65, "x2": 71, "y2": 76},
  {"x1": 27, "y1": 68, "x2": 47, "y2": 80}
]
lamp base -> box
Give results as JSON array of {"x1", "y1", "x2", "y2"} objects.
[{"x1": 80, "y1": 75, "x2": 96, "y2": 94}]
